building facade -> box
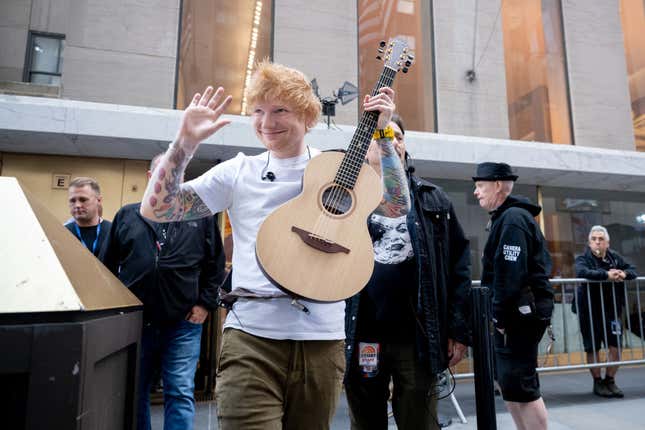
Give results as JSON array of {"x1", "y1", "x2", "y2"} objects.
[{"x1": 1, "y1": 0, "x2": 645, "y2": 278}]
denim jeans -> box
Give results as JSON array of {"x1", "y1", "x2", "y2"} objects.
[{"x1": 137, "y1": 319, "x2": 202, "y2": 430}]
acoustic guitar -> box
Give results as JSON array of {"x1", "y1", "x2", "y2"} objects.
[{"x1": 256, "y1": 38, "x2": 414, "y2": 302}]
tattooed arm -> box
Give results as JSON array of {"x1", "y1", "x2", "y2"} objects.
[
  {"x1": 141, "y1": 145, "x2": 214, "y2": 221},
  {"x1": 140, "y1": 86, "x2": 232, "y2": 222},
  {"x1": 372, "y1": 137, "x2": 410, "y2": 217},
  {"x1": 362, "y1": 86, "x2": 410, "y2": 218}
]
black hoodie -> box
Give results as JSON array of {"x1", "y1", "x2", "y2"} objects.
[{"x1": 481, "y1": 195, "x2": 554, "y2": 328}]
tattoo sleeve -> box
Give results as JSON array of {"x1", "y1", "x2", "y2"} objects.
[
  {"x1": 140, "y1": 141, "x2": 213, "y2": 222},
  {"x1": 373, "y1": 138, "x2": 411, "y2": 218}
]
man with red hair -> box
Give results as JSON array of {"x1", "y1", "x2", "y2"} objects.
[{"x1": 140, "y1": 61, "x2": 410, "y2": 429}]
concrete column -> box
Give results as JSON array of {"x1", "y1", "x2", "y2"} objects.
[
  {"x1": 273, "y1": 0, "x2": 358, "y2": 126},
  {"x1": 562, "y1": 0, "x2": 635, "y2": 150},
  {"x1": 433, "y1": 0, "x2": 510, "y2": 139},
  {"x1": 0, "y1": 0, "x2": 32, "y2": 82},
  {"x1": 29, "y1": 0, "x2": 180, "y2": 108}
]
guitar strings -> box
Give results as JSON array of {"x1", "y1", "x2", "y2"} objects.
[
  {"x1": 314, "y1": 67, "x2": 394, "y2": 238},
  {"x1": 313, "y1": 67, "x2": 396, "y2": 239},
  {"x1": 314, "y1": 102, "x2": 375, "y2": 235}
]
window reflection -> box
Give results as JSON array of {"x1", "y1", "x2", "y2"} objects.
[
  {"x1": 357, "y1": 0, "x2": 435, "y2": 132},
  {"x1": 25, "y1": 33, "x2": 64, "y2": 86},
  {"x1": 176, "y1": 0, "x2": 273, "y2": 113},
  {"x1": 542, "y1": 187, "x2": 645, "y2": 278},
  {"x1": 502, "y1": 0, "x2": 572, "y2": 144},
  {"x1": 620, "y1": 0, "x2": 645, "y2": 152},
  {"x1": 431, "y1": 178, "x2": 538, "y2": 279}
]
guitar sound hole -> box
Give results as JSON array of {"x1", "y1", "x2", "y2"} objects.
[{"x1": 321, "y1": 185, "x2": 353, "y2": 215}]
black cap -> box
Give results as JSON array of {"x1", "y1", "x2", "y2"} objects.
[{"x1": 472, "y1": 162, "x2": 518, "y2": 182}]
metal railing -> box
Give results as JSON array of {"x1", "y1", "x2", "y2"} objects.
[{"x1": 454, "y1": 276, "x2": 645, "y2": 380}]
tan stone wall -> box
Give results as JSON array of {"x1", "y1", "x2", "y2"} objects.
[{"x1": 0, "y1": 153, "x2": 148, "y2": 223}]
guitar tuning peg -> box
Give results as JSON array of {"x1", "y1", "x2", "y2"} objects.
[
  {"x1": 407, "y1": 53, "x2": 415, "y2": 61},
  {"x1": 402, "y1": 67, "x2": 409, "y2": 73},
  {"x1": 379, "y1": 40, "x2": 386, "y2": 48},
  {"x1": 376, "y1": 55, "x2": 382, "y2": 60},
  {"x1": 405, "y1": 60, "x2": 412, "y2": 67},
  {"x1": 377, "y1": 48, "x2": 384, "y2": 53}
]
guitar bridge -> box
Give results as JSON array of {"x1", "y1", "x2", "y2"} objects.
[{"x1": 291, "y1": 226, "x2": 350, "y2": 254}]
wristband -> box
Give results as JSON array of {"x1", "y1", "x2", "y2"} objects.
[{"x1": 372, "y1": 125, "x2": 395, "y2": 140}]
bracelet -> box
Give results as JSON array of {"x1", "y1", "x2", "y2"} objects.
[{"x1": 372, "y1": 125, "x2": 395, "y2": 140}]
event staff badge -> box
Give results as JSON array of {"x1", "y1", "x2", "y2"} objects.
[{"x1": 358, "y1": 342, "x2": 380, "y2": 378}]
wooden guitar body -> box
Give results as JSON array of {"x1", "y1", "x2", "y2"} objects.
[
  {"x1": 256, "y1": 37, "x2": 413, "y2": 302},
  {"x1": 256, "y1": 151, "x2": 382, "y2": 302}
]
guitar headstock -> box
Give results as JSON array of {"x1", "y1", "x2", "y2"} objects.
[{"x1": 377, "y1": 38, "x2": 415, "y2": 74}]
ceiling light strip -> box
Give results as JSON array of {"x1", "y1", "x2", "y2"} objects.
[{"x1": 241, "y1": 1, "x2": 263, "y2": 115}]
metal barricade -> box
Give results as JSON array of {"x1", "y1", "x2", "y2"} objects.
[{"x1": 453, "y1": 277, "x2": 645, "y2": 380}]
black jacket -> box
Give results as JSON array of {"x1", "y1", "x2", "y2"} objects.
[
  {"x1": 574, "y1": 247, "x2": 637, "y2": 311},
  {"x1": 65, "y1": 219, "x2": 111, "y2": 257},
  {"x1": 346, "y1": 173, "x2": 471, "y2": 376},
  {"x1": 99, "y1": 203, "x2": 226, "y2": 325},
  {"x1": 575, "y1": 247, "x2": 637, "y2": 283},
  {"x1": 481, "y1": 195, "x2": 553, "y2": 328}
]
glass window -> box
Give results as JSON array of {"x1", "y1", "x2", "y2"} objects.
[
  {"x1": 357, "y1": 0, "x2": 435, "y2": 132},
  {"x1": 620, "y1": 0, "x2": 645, "y2": 152},
  {"x1": 501, "y1": 0, "x2": 572, "y2": 144},
  {"x1": 431, "y1": 178, "x2": 538, "y2": 280},
  {"x1": 542, "y1": 187, "x2": 645, "y2": 278},
  {"x1": 25, "y1": 32, "x2": 64, "y2": 86},
  {"x1": 176, "y1": 0, "x2": 273, "y2": 113}
]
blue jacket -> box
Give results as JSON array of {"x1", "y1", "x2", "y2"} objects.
[{"x1": 345, "y1": 173, "x2": 472, "y2": 377}]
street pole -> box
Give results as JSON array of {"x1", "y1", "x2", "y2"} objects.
[{"x1": 471, "y1": 286, "x2": 497, "y2": 430}]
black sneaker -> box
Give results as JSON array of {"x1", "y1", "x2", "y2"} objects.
[
  {"x1": 604, "y1": 377, "x2": 624, "y2": 398},
  {"x1": 593, "y1": 378, "x2": 613, "y2": 398}
]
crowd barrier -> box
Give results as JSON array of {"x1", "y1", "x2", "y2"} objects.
[{"x1": 454, "y1": 277, "x2": 645, "y2": 379}]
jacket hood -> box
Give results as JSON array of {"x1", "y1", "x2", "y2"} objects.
[{"x1": 493, "y1": 194, "x2": 542, "y2": 218}]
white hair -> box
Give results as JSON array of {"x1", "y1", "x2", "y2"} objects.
[
  {"x1": 500, "y1": 180, "x2": 514, "y2": 195},
  {"x1": 589, "y1": 225, "x2": 610, "y2": 242}
]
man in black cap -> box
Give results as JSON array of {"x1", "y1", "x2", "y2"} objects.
[{"x1": 473, "y1": 162, "x2": 554, "y2": 430}]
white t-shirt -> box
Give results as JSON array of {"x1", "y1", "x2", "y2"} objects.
[{"x1": 187, "y1": 149, "x2": 346, "y2": 340}]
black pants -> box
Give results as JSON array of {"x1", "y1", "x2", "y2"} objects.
[
  {"x1": 345, "y1": 342, "x2": 438, "y2": 430},
  {"x1": 576, "y1": 284, "x2": 624, "y2": 352}
]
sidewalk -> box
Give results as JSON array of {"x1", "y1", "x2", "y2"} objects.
[
  {"x1": 151, "y1": 366, "x2": 645, "y2": 429},
  {"x1": 438, "y1": 366, "x2": 645, "y2": 429}
]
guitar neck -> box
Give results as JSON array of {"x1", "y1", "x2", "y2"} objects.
[{"x1": 334, "y1": 66, "x2": 398, "y2": 190}]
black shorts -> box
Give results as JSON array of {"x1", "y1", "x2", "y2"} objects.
[{"x1": 494, "y1": 318, "x2": 548, "y2": 403}]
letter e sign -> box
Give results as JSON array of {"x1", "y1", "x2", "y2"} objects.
[{"x1": 52, "y1": 174, "x2": 71, "y2": 189}]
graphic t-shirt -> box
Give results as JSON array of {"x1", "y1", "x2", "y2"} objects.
[{"x1": 356, "y1": 213, "x2": 417, "y2": 343}]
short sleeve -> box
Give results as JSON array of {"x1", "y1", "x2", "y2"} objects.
[{"x1": 185, "y1": 152, "x2": 244, "y2": 214}]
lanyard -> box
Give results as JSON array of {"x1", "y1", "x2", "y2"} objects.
[{"x1": 74, "y1": 222, "x2": 101, "y2": 254}]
